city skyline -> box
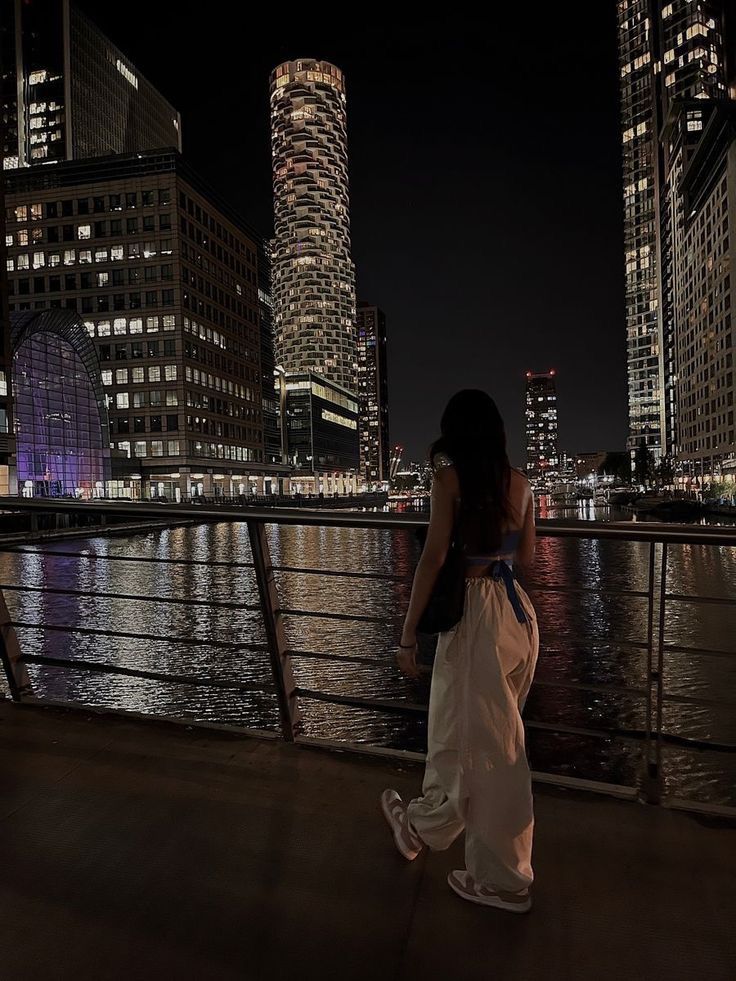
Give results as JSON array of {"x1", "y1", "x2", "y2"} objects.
[{"x1": 77, "y1": 3, "x2": 629, "y2": 465}]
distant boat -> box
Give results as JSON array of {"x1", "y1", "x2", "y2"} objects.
[{"x1": 550, "y1": 482, "x2": 578, "y2": 505}]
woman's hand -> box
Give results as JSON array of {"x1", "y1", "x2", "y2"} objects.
[{"x1": 397, "y1": 636, "x2": 419, "y2": 679}]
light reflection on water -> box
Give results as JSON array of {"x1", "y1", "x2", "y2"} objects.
[{"x1": 0, "y1": 510, "x2": 734, "y2": 806}]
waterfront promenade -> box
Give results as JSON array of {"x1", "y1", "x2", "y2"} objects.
[{"x1": 1, "y1": 702, "x2": 733, "y2": 981}]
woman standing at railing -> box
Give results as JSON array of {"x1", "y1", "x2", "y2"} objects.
[{"x1": 381, "y1": 389, "x2": 539, "y2": 913}]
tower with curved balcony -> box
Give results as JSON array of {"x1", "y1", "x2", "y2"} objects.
[{"x1": 269, "y1": 59, "x2": 357, "y2": 393}]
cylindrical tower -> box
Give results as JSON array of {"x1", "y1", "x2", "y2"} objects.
[{"x1": 269, "y1": 59, "x2": 357, "y2": 392}]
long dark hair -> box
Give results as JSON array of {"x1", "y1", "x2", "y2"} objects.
[{"x1": 430, "y1": 389, "x2": 510, "y2": 553}]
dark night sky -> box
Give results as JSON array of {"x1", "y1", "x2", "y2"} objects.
[{"x1": 81, "y1": 4, "x2": 627, "y2": 466}]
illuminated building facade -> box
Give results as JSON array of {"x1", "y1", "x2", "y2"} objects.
[
  {"x1": 525, "y1": 371, "x2": 560, "y2": 493},
  {"x1": 4, "y1": 150, "x2": 286, "y2": 499},
  {"x1": 673, "y1": 104, "x2": 736, "y2": 479},
  {"x1": 0, "y1": 182, "x2": 16, "y2": 494},
  {"x1": 356, "y1": 302, "x2": 389, "y2": 486},
  {"x1": 1, "y1": 0, "x2": 181, "y2": 171},
  {"x1": 11, "y1": 309, "x2": 110, "y2": 497},
  {"x1": 617, "y1": 1, "x2": 730, "y2": 459},
  {"x1": 283, "y1": 371, "x2": 359, "y2": 492},
  {"x1": 269, "y1": 59, "x2": 357, "y2": 393}
]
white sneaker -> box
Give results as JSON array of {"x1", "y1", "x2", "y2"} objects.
[
  {"x1": 380, "y1": 789, "x2": 423, "y2": 861},
  {"x1": 448, "y1": 869, "x2": 532, "y2": 913}
]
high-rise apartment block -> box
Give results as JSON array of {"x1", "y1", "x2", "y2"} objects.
[
  {"x1": 0, "y1": 182, "x2": 16, "y2": 495},
  {"x1": 672, "y1": 104, "x2": 736, "y2": 476},
  {"x1": 356, "y1": 302, "x2": 389, "y2": 486},
  {"x1": 617, "y1": 1, "x2": 731, "y2": 461},
  {"x1": 269, "y1": 59, "x2": 357, "y2": 392},
  {"x1": 525, "y1": 371, "x2": 560, "y2": 493},
  {"x1": 1, "y1": 0, "x2": 181, "y2": 170},
  {"x1": 4, "y1": 151, "x2": 287, "y2": 499}
]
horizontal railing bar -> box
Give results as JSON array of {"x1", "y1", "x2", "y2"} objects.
[
  {"x1": 533, "y1": 677, "x2": 649, "y2": 698},
  {"x1": 664, "y1": 592, "x2": 736, "y2": 607},
  {"x1": 12, "y1": 620, "x2": 268, "y2": 652},
  {"x1": 0, "y1": 582, "x2": 262, "y2": 612},
  {"x1": 663, "y1": 643, "x2": 736, "y2": 659},
  {"x1": 529, "y1": 585, "x2": 649, "y2": 599},
  {"x1": 4, "y1": 498, "x2": 736, "y2": 546},
  {"x1": 273, "y1": 565, "x2": 409, "y2": 583},
  {"x1": 6, "y1": 547, "x2": 256, "y2": 570},
  {"x1": 294, "y1": 687, "x2": 649, "y2": 741},
  {"x1": 280, "y1": 608, "x2": 399, "y2": 624},
  {"x1": 23, "y1": 654, "x2": 272, "y2": 693},
  {"x1": 289, "y1": 648, "x2": 395, "y2": 668},
  {"x1": 662, "y1": 691, "x2": 736, "y2": 709},
  {"x1": 537, "y1": 634, "x2": 650, "y2": 651},
  {"x1": 290, "y1": 647, "x2": 650, "y2": 698},
  {"x1": 295, "y1": 687, "x2": 427, "y2": 714}
]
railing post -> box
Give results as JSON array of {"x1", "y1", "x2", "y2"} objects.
[
  {"x1": 0, "y1": 590, "x2": 31, "y2": 702},
  {"x1": 640, "y1": 541, "x2": 659, "y2": 804},
  {"x1": 247, "y1": 518, "x2": 301, "y2": 741},
  {"x1": 654, "y1": 542, "x2": 668, "y2": 803}
]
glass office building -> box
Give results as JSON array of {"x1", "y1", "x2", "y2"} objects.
[
  {"x1": 1, "y1": 0, "x2": 181, "y2": 170},
  {"x1": 11, "y1": 309, "x2": 110, "y2": 497},
  {"x1": 525, "y1": 370, "x2": 560, "y2": 493}
]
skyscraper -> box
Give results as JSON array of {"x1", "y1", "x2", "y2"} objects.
[
  {"x1": 1, "y1": 0, "x2": 181, "y2": 171},
  {"x1": 617, "y1": 1, "x2": 730, "y2": 460},
  {"x1": 356, "y1": 302, "x2": 389, "y2": 486},
  {"x1": 269, "y1": 59, "x2": 357, "y2": 392},
  {"x1": 0, "y1": 181, "x2": 17, "y2": 495},
  {"x1": 672, "y1": 104, "x2": 736, "y2": 480},
  {"x1": 525, "y1": 371, "x2": 560, "y2": 493}
]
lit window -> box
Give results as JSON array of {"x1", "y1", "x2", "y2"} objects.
[
  {"x1": 115, "y1": 369, "x2": 128, "y2": 384},
  {"x1": 164, "y1": 365, "x2": 177, "y2": 382},
  {"x1": 30, "y1": 204, "x2": 42, "y2": 221},
  {"x1": 17, "y1": 254, "x2": 29, "y2": 270},
  {"x1": 32, "y1": 252, "x2": 45, "y2": 269},
  {"x1": 79, "y1": 250, "x2": 92, "y2": 264},
  {"x1": 98, "y1": 272, "x2": 110, "y2": 287},
  {"x1": 14, "y1": 206, "x2": 27, "y2": 221},
  {"x1": 166, "y1": 391, "x2": 178, "y2": 406},
  {"x1": 78, "y1": 225, "x2": 91, "y2": 240},
  {"x1": 148, "y1": 366, "x2": 161, "y2": 382},
  {"x1": 146, "y1": 316, "x2": 159, "y2": 333},
  {"x1": 117, "y1": 441, "x2": 131, "y2": 457},
  {"x1": 111, "y1": 246, "x2": 124, "y2": 261},
  {"x1": 5, "y1": 259, "x2": 13, "y2": 272},
  {"x1": 132, "y1": 367, "x2": 145, "y2": 384},
  {"x1": 28, "y1": 70, "x2": 47, "y2": 85},
  {"x1": 167, "y1": 440, "x2": 180, "y2": 456},
  {"x1": 116, "y1": 393, "x2": 129, "y2": 409},
  {"x1": 134, "y1": 441, "x2": 147, "y2": 457},
  {"x1": 150, "y1": 441, "x2": 164, "y2": 457},
  {"x1": 97, "y1": 321, "x2": 111, "y2": 337},
  {"x1": 18, "y1": 230, "x2": 29, "y2": 246},
  {"x1": 129, "y1": 318, "x2": 143, "y2": 334},
  {"x1": 95, "y1": 249, "x2": 108, "y2": 263},
  {"x1": 113, "y1": 317, "x2": 126, "y2": 334},
  {"x1": 163, "y1": 315, "x2": 175, "y2": 330},
  {"x1": 101, "y1": 370, "x2": 112, "y2": 386}
]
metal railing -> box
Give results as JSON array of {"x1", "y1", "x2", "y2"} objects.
[{"x1": 1, "y1": 498, "x2": 735, "y2": 817}]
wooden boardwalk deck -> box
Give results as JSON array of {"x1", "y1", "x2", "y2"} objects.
[{"x1": 1, "y1": 702, "x2": 733, "y2": 980}]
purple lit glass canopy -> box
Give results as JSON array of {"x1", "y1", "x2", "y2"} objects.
[{"x1": 11, "y1": 310, "x2": 111, "y2": 497}]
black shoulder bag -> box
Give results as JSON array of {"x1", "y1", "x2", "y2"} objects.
[{"x1": 417, "y1": 528, "x2": 466, "y2": 635}]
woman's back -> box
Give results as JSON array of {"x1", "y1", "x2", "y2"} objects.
[{"x1": 433, "y1": 459, "x2": 535, "y2": 573}]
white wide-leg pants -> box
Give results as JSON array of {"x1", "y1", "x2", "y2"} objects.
[{"x1": 407, "y1": 577, "x2": 539, "y2": 892}]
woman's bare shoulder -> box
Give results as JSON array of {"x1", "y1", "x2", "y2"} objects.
[{"x1": 509, "y1": 467, "x2": 531, "y2": 490}]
